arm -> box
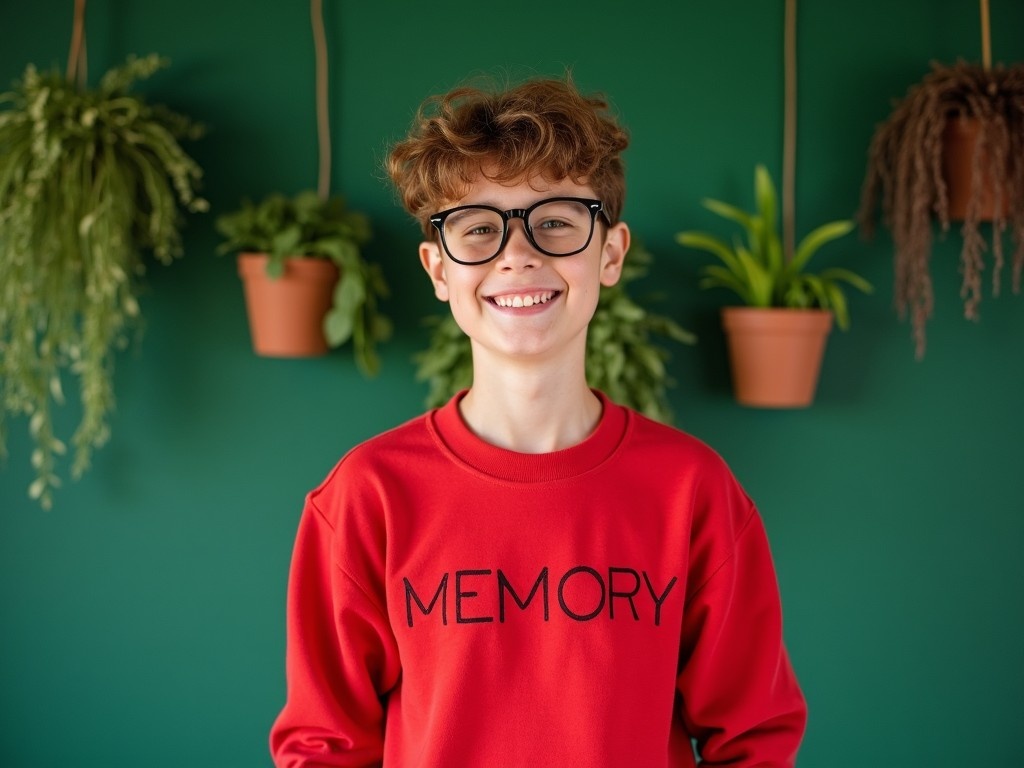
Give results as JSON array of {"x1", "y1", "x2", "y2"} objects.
[
  {"x1": 677, "y1": 504, "x2": 807, "y2": 767},
  {"x1": 269, "y1": 498, "x2": 401, "y2": 768}
]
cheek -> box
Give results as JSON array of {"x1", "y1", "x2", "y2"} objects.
[
  {"x1": 444, "y1": 273, "x2": 481, "y2": 315},
  {"x1": 581, "y1": 286, "x2": 601, "y2": 319},
  {"x1": 569, "y1": 262, "x2": 603, "y2": 303},
  {"x1": 446, "y1": 294, "x2": 480, "y2": 340}
]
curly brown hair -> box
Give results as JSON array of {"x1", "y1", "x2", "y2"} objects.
[
  {"x1": 858, "y1": 60, "x2": 1024, "y2": 359},
  {"x1": 386, "y1": 74, "x2": 629, "y2": 237}
]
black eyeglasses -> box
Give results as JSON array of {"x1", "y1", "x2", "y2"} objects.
[{"x1": 429, "y1": 196, "x2": 608, "y2": 265}]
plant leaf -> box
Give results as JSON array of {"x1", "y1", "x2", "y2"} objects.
[
  {"x1": 754, "y1": 164, "x2": 778, "y2": 232},
  {"x1": 324, "y1": 307, "x2": 354, "y2": 346},
  {"x1": 826, "y1": 282, "x2": 850, "y2": 330},
  {"x1": 271, "y1": 224, "x2": 302, "y2": 259},
  {"x1": 699, "y1": 265, "x2": 753, "y2": 304},
  {"x1": 819, "y1": 267, "x2": 874, "y2": 294},
  {"x1": 791, "y1": 219, "x2": 854, "y2": 273},
  {"x1": 735, "y1": 245, "x2": 773, "y2": 306},
  {"x1": 676, "y1": 231, "x2": 744, "y2": 276},
  {"x1": 702, "y1": 198, "x2": 756, "y2": 235}
]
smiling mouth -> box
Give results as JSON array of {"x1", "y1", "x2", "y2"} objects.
[{"x1": 490, "y1": 291, "x2": 559, "y2": 308}]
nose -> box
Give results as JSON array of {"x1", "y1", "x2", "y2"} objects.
[{"x1": 495, "y1": 219, "x2": 542, "y2": 270}]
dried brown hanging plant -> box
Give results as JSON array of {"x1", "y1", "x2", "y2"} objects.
[{"x1": 858, "y1": 59, "x2": 1024, "y2": 358}]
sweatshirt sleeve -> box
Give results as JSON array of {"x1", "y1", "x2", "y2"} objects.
[
  {"x1": 676, "y1": 480, "x2": 807, "y2": 766},
  {"x1": 269, "y1": 493, "x2": 401, "y2": 768}
]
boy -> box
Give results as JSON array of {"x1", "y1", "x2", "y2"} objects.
[{"x1": 270, "y1": 75, "x2": 806, "y2": 767}]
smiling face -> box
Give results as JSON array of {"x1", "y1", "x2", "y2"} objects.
[{"x1": 419, "y1": 172, "x2": 630, "y2": 369}]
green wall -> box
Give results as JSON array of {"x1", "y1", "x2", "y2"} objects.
[{"x1": 2, "y1": 1, "x2": 1022, "y2": 765}]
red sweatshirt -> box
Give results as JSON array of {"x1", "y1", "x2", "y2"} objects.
[{"x1": 270, "y1": 391, "x2": 806, "y2": 767}]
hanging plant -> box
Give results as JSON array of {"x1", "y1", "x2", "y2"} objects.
[
  {"x1": 677, "y1": 165, "x2": 870, "y2": 327},
  {"x1": 0, "y1": 33, "x2": 206, "y2": 508},
  {"x1": 676, "y1": 0, "x2": 872, "y2": 408},
  {"x1": 414, "y1": 240, "x2": 695, "y2": 423},
  {"x1": 215, "y1": 190, "x2": 390, "y2": 371},
  {"x1": 858, "y1": 1, "x2": 1024, "y2": 358},
  {"x1": 216, "y1": 0, "x2": 390, "y2": 368}
]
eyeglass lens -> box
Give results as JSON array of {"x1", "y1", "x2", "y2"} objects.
[{"x1": 441, "y1": 199, "x2": 597, "y2": 264}]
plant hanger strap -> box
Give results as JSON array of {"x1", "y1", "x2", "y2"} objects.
[
  {"x1": 311, "y1": 0, "x2": 331, "y2": 200},
  {"x1": 978, "y1": 0, "x2": 999, "y2": 96},
  {"x1": 980, "y1": 0, "x2": 991, "y2": 71},
  {"x1": 782, "y1": 0, "x2": 796, "y2": 262},
  {"x1": 66, "y1": 0, "x2": 88, "y2": 87}
]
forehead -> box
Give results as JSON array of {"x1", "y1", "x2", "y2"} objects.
[{"x1": 448, "y1": 169, "x2": 596, "y2": 210}]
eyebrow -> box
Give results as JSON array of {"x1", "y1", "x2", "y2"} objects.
[
  {"x1": 444, "y1": 207, "x2": 494, "y2": 224},
  {"x1": 454, "y1": 196, "x2": 587, "y2": 211}
]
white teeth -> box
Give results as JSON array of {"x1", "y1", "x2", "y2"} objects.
[{"x1": 495, "y1": 292, "x2": 554, "y2": 308}]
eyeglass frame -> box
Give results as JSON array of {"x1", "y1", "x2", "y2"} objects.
[{"x1": 428, "y1": 196, "x2": 610, "y2": 266}]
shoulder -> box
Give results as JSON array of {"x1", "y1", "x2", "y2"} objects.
[
  {"x1": 622, "y1": 406, "x2": 737, "y2": 479},
  {"x1": 340, "y1": 409, "x2": 438, "y2": 469},
  {"x1": 616, "y1": 404, "x2": 755, "y2": 527},
  {"x1": 306, "y1": 409, "x2": 436, "y2": 521}
]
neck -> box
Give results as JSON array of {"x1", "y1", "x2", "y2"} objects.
[{"x1": 460, "y1": 348, "x2": 601, "y2": 453}]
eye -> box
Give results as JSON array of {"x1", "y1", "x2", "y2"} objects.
[
  {"x1": 445, "y1": 208, "x2": 503, "y2": 238},
  {"x1": 530, "y1": 200, "x2": 590, "y2": 235},
  {"x1": 466, "y1": 222, "x2": 501, "y2": 236},
  {"x1": 536, "y1": 218, "x2": 571, "y2": 230}
]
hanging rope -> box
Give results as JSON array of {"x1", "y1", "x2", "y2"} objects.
[
  {"x1": 66, "y1": 0, "x2": 88, "y2": 87},
  {"x1": 311, "y1": 0, "x2": 331, "y2": 200},
  {"x1": 980, "y1": 0, "x2": 991, "y2": 70},
  {"x1": 782, "y1": 0, "x2": 797, "y2": 260}
]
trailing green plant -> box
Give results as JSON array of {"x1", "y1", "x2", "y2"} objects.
[
  {"x1": 215, "y1": 190, "x2": 392, "y2": 375},
  {"x1": 414, "y1": 240, "x2": 695, "y2": 423},
  {"x1": 676, "y1": 164, "x2": 872, "y2": 330},
  {"x1": 0, "y1": 53, "x2": 206, "y2": 509}
]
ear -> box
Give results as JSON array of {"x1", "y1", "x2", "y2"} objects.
[
  {"x1": 419, "y1": 241, "x2": 450, "y2": 302},
  {"x1": 599, "y1": 222, "x2": 630, "y2": 288}
]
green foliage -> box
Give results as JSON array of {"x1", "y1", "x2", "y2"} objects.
[
  {"x1": 0, "y1": 54, "x2": 206, "y2": 509},
  {"x1": 414, "y1": 313, "x2": 474, "y2": 411},
  {"x1": 675, "y1": 164, "x2": 872, "y2": 330},
  {"x1": 587, "y1": 241, "x2": 696, "y2": 421},
  {"x1": 215, "y1": 190, "x2": 391, "y2": 376},
  {"x1": 413, "y1": 240, "x2": 695, "y2": 423}
]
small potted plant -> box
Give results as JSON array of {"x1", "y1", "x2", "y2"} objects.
[
  {"x1": 676, "y1": 164, "x2": 872, "y2": 408},
  {"x1": 414, "y1": 240, "x2": 695, "y2": 423},
  {"x1": 858, "y1": 52, "x2": 1024, "y2": 358},
  {"x1": 215, "y1": 0, "x2": 390, "y2": 374},
  {"x1": 215, "y1": 191, "x2": 391, "y2": 373}
]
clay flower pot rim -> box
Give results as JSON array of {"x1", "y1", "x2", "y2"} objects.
[
  {"x1": 238, "y1": 251, "x2": 334, "y2": 260},
  {"x1": 237, "y1": 251, "x2": 339, "y2": 274},
  {"x1": 722, "y1": 306, "x2": 832, "y2": 313},
  {"x1": 722, "y1": 306, "x2": 833, "y2": 329}
]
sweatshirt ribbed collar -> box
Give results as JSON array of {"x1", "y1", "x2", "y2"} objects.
[{"x1": 427, "y1": 390, "x2": 629, "y2": 484}]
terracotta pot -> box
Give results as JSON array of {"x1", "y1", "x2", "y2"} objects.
[
  {"x1": 237, "y1": 253, "x2": 340, "y2": 358},
  {"x1": 721, "y1": 307, "x2": 833, "y2": 408},
  {"x1": 941, "y1": 116, "x2": 1011, "y2": 222}
]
